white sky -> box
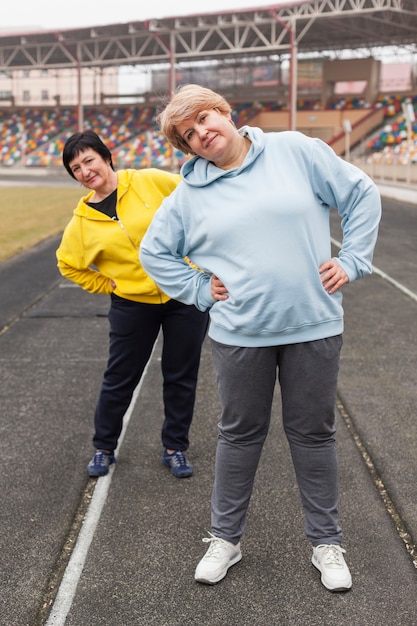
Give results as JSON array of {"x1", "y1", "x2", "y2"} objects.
[{"x1": 1, "y1": 1, "x2": 294, "y2": 31}]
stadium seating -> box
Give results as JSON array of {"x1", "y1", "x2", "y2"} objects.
[
  {"x1": 365, "y1": 95, "x2": 417, "y2": 164},
  {"x1": 0, "y1": 95, "x2": 416, "y2": 170}
]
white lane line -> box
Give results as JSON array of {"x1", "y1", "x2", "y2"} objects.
[
  {"x1": 331, "y1": 237, "x2": 417, "y2": 304},
  {"x1": 45, "y1": 359, "x2": 151, "y2": 626}
]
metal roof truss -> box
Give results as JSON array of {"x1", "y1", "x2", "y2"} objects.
[{"x1": 0, "y1": 0, "x2": 415, "y2": 71}]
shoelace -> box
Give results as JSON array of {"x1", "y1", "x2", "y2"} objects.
[
  {"x1": 201, "y1": 533, "x2": 227, "y2": 559},
  {"x1": 169, "y1": 451, "x2": 188, "y2": 468},
  {"x1": 316, "y1": 544, "x2": 346, "y2": 567},
  {"x1": 94, "y1": 451, "x2": 111, "y2": 467}
]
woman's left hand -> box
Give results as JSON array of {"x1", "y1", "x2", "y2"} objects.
[{"x1": 319, "y1": 258, "x2": 349, "y2": 294}]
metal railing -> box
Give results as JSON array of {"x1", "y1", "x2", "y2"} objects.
[{"x1": 354, "y1": 156, "x2": 417, "y2": 186}]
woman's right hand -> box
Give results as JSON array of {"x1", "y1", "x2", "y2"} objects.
[{"x1": 211, "y1": 275, "x2": 229, "y2": 301}]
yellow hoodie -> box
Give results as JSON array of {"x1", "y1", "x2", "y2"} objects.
[{"x1": 56, "y1": 168, "x2": 180, "y2": 304}]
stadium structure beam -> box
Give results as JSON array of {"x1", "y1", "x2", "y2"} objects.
[
  {"x1": 0, "y1": 1, "x2": 415, "y2": 72},
  {"x1": 0, "y1": 0, "x2": 416, "y2": 129},
  {"x1": 269, "y1": 10, "x2": 296, "y2": 131}
]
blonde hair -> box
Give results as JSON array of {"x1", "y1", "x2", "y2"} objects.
[{"x1": 157, "y1": 84, "x2": 232, "y2": 155}]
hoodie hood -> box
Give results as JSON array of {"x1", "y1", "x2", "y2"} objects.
[{"x1": 180, "y1": 125, "x2": 266, "y2": 187}]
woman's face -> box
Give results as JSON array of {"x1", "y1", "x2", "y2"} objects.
[
  {"x1": 69, "y1": 148, "x2": 114, "y2": 191},
  {"x1": 177, "y1": 108, "x2": 238, "y2": 167}
]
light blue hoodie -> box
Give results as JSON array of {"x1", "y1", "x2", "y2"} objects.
[{"x1": 140, "y1": 127, "x2": 381, "y2": 347}]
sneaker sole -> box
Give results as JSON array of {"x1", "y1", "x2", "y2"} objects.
[
  {"x1": 171, "y1": 470, "x2": 193, "y2": 478},
  {"x1": 194, "y1": 551, "x2": 242, "y2": 585},
  {"x1": 311, "y1": 555, "x2": 352, "y2": 592},
  {"x1": 88, "y1": 468, "x2": 110, "y2": 477}
]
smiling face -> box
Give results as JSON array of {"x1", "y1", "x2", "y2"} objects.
[
  {"x1": 177, "y1": 108, "x2": 242, "y2": 169},
  {"x1": 69, "y1": 148, "x2": 117, "y2": 199}
]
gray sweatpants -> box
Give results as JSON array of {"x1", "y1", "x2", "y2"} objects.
[{"x1": 210, "y1": 336, "x2": 343, "y2": 547}]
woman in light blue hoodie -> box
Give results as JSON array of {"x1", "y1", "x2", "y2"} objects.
[{"x1": 140, "y1": 84, "x2": 381, "y2": 592}]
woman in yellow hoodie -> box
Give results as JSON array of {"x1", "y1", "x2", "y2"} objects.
[{"x1": 56, "y1": 130, "x2": 208, "y2": 478}]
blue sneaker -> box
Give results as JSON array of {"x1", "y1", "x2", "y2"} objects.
[
  {"x1": 87, "y1": 450, "x2": 115, "y2": 477},
  {"x1": 162, "y1": 450, "x2": 193, "y2": 478}
]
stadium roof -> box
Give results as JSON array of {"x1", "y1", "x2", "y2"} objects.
[{"x1": 0, "y1": 0, "x2": 416, "y2": 71}]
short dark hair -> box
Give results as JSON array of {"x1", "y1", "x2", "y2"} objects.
[{"x1": 62, "y1": 130, "x2": 114, "y2": 178}]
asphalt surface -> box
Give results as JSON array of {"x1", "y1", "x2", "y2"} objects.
[{"x1": 0, "y1": 182, "x2": 416, "y2": 625}]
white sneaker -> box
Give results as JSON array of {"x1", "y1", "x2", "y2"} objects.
[
  {"x1": 194, "y1": 533, "x2": 242, "y2": 584},
  {"x1": 312, "y1": 544, "x2": 352, "y2": 591}
]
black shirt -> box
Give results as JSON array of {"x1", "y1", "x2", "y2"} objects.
[{"x1": 86, "y1": 189, "x2": 117, "y2": 219}]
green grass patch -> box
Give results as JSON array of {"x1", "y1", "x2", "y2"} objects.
[{"x1": 0, "y1": 187, "x2": 83, "y2": 262}]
